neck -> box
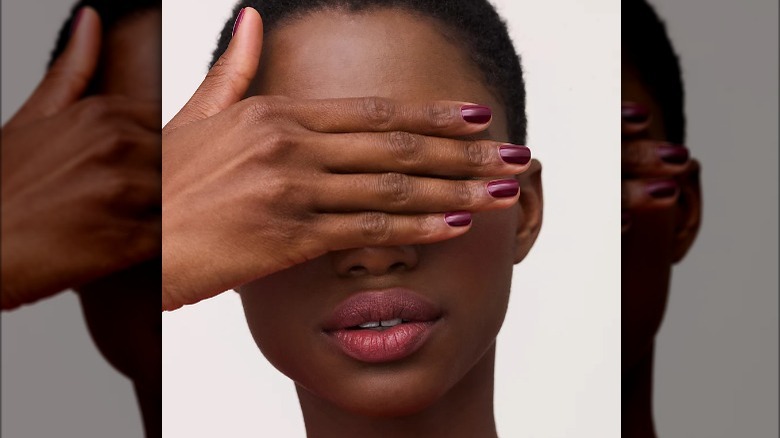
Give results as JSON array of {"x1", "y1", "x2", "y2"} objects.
[
  {"x1": 297, "y1": 344, "x2": 498, "y2": 438},
  {"x1": 622, "y1": 347, "x2": 656, "y2": 438},
  {"x1": 134, "y1": 382, "x2": 161, "y2": 438}
]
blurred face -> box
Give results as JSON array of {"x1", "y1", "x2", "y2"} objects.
[
  {"x1": 77, "y1": 10, "x2": 161, "y2": 389},
  {"x1": 621, "y1": 59, "x2": 700, "y2": 369},
  {"x1": 239, "y1": 9, "x2": 536, "y2": 417}
]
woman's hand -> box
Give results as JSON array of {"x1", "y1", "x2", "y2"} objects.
[
  {"x1": 1, "y1": 8, "x2": 161, "y2": 310},
  {"x1": 621, "y1": 101, "x2": 698, "y2": 232},
  {"x1": 162, "y1": 8, "x2": 532, "y2": 310}
]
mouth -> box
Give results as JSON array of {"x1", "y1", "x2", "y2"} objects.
[{"x1": 322, "y1": 288, "x2": 442, "y2": 363}]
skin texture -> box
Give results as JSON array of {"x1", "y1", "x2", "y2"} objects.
[
  {"x1": 621, "y1": 57, "x2": 701, "y2": 437},
  {"x1": 162, "y1": 8, "x2": 538, "y2": 312},
  {"x1": 232, "y1": 9, "x2": 542, "y2": 437}
]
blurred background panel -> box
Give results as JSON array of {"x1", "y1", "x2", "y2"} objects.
[
  {"x1": 648, "y1": 0, "x2": 779, "y2": 436},
  {"x1": 1, "y1": 1, "x2": 144, "y2": 437}
]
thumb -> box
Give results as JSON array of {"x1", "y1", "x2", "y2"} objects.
[
  {"x1": 166, "y1": 7, "x2": 263, "y2": 131},
  {"x1": 9, "y1": 7, "x2": 101, "y2": 127}
]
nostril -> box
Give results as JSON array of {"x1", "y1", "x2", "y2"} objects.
[
  {"x1": 389, "y1": 262, "x2": 406, "y2": 272},
  {"x1": 348, "y1": 266, "x2": 368, "y2": 276}
]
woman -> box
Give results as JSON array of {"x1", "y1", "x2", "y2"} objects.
[{"x1": 163, "y1": 0, "x2": 619, "y2": 435}]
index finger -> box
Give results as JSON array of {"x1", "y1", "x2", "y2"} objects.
[{"x1": 241, "y1": 96, "x2": 494, "y2": 137}]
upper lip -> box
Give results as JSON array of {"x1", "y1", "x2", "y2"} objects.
[{"x1": 322, "y1": 288, "x2": 442, "y2": 331}]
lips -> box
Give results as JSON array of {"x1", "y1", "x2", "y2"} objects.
[{"x1": 322, "y1": 288, "x2": 442, "y2": 363}]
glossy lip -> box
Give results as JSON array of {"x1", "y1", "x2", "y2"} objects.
[{"x1": 322, "y1": 288, "x2": 442, "y2": 363}]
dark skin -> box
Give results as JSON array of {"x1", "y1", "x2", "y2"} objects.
[
  {"x1": 76, "y1": 10, "x2": 162, "y2": 438},
  {"x1": 621, "y1": 57, "x2": 702, "y2": 437},
  {"x1": 230, "y1": 9, "x2": 542, "y2": 437},
  {"x1": 2, "y1": 8, "x2": 161, "y2": 438},
  {"x1": 162, "y1": 8, "x2": 539, "y2": 312}
]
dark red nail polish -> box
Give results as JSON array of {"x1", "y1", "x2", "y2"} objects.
[
  {"x1": 658, "y1": 144, "x2": 690, "y2": 165},
  {"x1": 622, "y1": 211, "x2": 630, "y2": 227},
  {"x1": 70, "y1": 8, "x2": 85, "y2": 36},
  {"x1": 461, "y1": 105, "x2": 492, "y2": 124},
  {"x1": 622, "y1": 102, "x2": 649, "y2": 123},
  {"x1": 445, "y1": 211, "x2": 472, "y2": 227},
  {"x1": 487, "y1": 179, "x2": 519, "y2": 198},
  {"x1": 499, "y1": 145, "x2": 531, "y2": 165},
  {"x1": 232, "y1": 8, "x2": 246, "y2": 37},
  {"x1": 647, "y1": 180, "x2": 678, "y2": 199}
]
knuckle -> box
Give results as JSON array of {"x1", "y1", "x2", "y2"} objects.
[
  {"x1": 424, "y1": 102, "x2": 457, "y2": 128},
  {"x1": 463, "y1": 141, "x2": 492, "y2": 169},
  {"x1": 386, "y1": 131, "x2": 422, "y2": 164},
  {"x1": 244, "y1": 99, "x2": 276, "y2": 123},
  {"x1": 453, "y1": 181, "x2": 478, "y2": 208},
  {"x1": 416, "y1": 215, "x2": 439, "y2": 239},
  {"x1": 256, "y1": 127, "x2": 295, "y2": 163},
  {"x1": 360, "y1": 97, "x2": 394, "y2": 129},
  {"x1": 77, "y1": 96, "x2": 114, "y2": 121},
  {"x1": 360, "y1": 212, "x2": 393, "y2": 244},
  {"x1": 378, "y1": 172, "x2": 413, "y2": 205}
]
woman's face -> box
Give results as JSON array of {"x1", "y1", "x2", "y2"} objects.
[{"x1": 239, "y1": 9, "x2": 537, "y2": 416}]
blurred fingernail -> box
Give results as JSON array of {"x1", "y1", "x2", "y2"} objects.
[
  {"x1": 622, "y1": 102, "x2": 650, "y2": 123},
  {"x1": 461, "y1": 105, "x2": 492, "y2": 124},
  {"x1": 445, "y1": 211, "x2": 472, "y2": 227},
  {"x1": 70, "y1": 8, "x2": 85, "y2": 36},
  {"x1": 487, "y1": 179, "x2": 520, "y2": 198},
  {"x1": 232, "y1": 8, "x2": 246, "y2": 37},
  {"x1": 499, "y1": 145, "x2": 531, "y2": 165},
  {"x1": 622, "y1": 210, "x2": 630, "y2": 227},
  {"x1": 658, "y1": 144, "x2": 690, "y2": 165},
  {"x1": 647, "y1": 180, "x2": 678, "y2": 198}
]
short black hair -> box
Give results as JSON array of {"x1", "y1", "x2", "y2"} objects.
[
  {"x1": 623, "y1": 0, "x2": 686, "y2": 143},
  {"x1": 211, "y1": 0, "x2": 527, "y2": 145},
  {"x1": 48, "y1": 0, "x2": 160, "y2": 69}
]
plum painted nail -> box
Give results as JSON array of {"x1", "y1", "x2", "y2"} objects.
[
  {"x1": 499, "y1": 145, "x2": 531, "y2": 165},
  {"x1": 232, "y1": 8, "x2": 246, "y2": 37},
  {"x1": 461, "y1": 105, "x2": 492, "y2": 124},
  {"x1": 658, "y1": 144, "x2": 690, "y2": 165},
  {"x1": 622, "y1": 102, "x2": 650, "y2": 123},
  {"x1": 647, "y1": 180, "x2": 678, "y2": 198},
  {"x1": 445, "y1": 211, "x2": 472, "y2": 227},
  {"x1": 487, "y1": 179, "x2": 519, "y2": 198}
]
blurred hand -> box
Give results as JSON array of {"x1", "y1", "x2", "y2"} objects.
[
  {"x1": 162, "y1": 7, "x2": 532, "y2": 310},
  {"x1": 621, "y1": 101, "x2": 698, "y2": 232},
  {"x1": 1, "y1": 8, "x2": 161, "y2": 310}
]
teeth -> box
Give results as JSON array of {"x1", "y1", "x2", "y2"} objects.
[
  {"x1": 357, "y1": 318, "x2": 404, "y2": 329},
  {"x1": 381, "y1": 318, "x2": 403, "y2": 327}
]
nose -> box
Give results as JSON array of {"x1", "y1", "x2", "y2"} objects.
[{"x1": 332, "y1": 246, "x2": 419, "y2": 277}]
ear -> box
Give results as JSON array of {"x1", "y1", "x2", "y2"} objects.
[
  {"x1": 513, "y1": 159, "x2": 543, "y2": 264},
  {"x1": 671, "y1": 159, "x2": 702, "y2": 263}
]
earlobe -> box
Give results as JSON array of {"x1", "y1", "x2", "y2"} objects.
[
  {"x1": 513, "y1": 159, "x2": 543, "y2": 264},
  {"x1": 671, "y1": 159, "x2": 702, "y2": 263}
]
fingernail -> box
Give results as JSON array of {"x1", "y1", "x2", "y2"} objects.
[
  {"x1": 70, "y1": 8, "x2": 85, "y2": 37},
  {"x1": 445, "y1": 211, "x2": 472, "y2": 227},
  {"x1": 622, "y1": 102, "x2": 649, "y2": 123},
  {"x1": 499, "y1": 145, "x2": 531, "y2": 165},
  {"x1": 647, "y1": 180, "x2": 678, "y2": 199},
  {"x1": 461, "y1": 105, "x2": 492, "y2": 124},
  {"x1": 487, "y1": 179, "x2": 520, "y2": 198},
  {"x1": 232, "y1": 8, "x2": 246, "y2": 37},
  {"x1": 658, "y1": 144, "x2": 690, "y2": 165}
]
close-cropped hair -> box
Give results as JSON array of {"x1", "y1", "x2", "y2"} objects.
[
  {"x1": 623, "y1": 0, "x2": 686, "y2": 143},
  {"x1": 212, "y1": 0, "x2": 528, "y2": 145}
]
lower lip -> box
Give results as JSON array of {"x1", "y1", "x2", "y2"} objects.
[{"x1": 327, "y1": 321, "x2": 438, "y2": 363}]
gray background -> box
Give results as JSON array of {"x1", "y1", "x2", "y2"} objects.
[
  {"x1": 1, "y1": 1, "x2": 143, "y2": 437},
  {"x1": 649, "y1": 0, "x2": 779, "y2": 437}
]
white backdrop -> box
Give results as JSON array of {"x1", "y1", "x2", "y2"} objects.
[{"x1": 161, "y1": 1, "x2": 621, "y2": 437}]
